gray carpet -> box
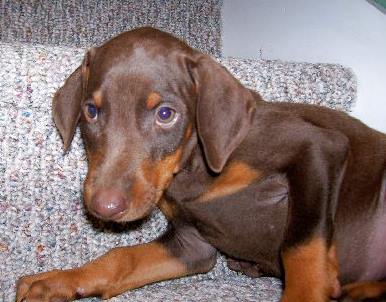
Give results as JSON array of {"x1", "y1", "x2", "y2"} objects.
[
  {"x1": 0, "y1": 0, "x2": 222, "y2": 56},
  {"x1": 221, "y1": 57, "x2": 356, "y2": 112},
  {"x1": 0, "y1": 41, "x2": 356, "y2": 301}
]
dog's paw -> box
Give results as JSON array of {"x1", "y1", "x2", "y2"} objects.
[{"x1": 16, "y1": 270, "x2": 81, "y2": 302}]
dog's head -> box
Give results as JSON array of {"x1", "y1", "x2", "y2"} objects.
[{"x1": 53, "y1": 27, "x2": 256, "y2": 222}]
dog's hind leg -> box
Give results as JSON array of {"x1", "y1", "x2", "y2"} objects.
[{"x1": 339, "y1": 173, "x2": 386, "y2": 302}]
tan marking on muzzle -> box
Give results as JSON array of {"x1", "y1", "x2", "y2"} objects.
[
  {"x1": 142, "y1": 148, "x2": 183, "y2": 195},
  {"x1": 122, "y1": 178, "x2": 156, "y2": 220},
  {"x1": 122, "y1": 145, "x2": 185, "y2": 221},
  {"x1": 131, "y1": 178, "x2": 147, "y2": 205},
  {"x1": 199, "y1": 161, "x2": 263, "y2": 202},
  {"x1": 158, "y1": 198, "x2": 178, "y2": 220},
  {"x1": 121, "y1": 149, "x2": 182, "y2": 222}
]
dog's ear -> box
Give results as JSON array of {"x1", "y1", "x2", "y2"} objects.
[
  {"x1": 192, "y1": 55, "x2": 256, "y2": 173},
  {"x1": 52, "y1": 49, "x2": 94, "y2": 150}
]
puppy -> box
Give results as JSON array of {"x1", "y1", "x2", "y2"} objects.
[{"x1": 16, "y1": 27, "x2": 386, "y2": 302}]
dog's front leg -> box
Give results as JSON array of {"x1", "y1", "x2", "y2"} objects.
[{"x1": 16, "y1": 224, "x2": 217, "y2": 301}]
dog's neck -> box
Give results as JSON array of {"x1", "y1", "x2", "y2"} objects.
[{"x1": 165, "y1": 143, "x2": 213, "y2": 205}]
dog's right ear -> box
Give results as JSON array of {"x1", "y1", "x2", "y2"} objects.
[
  {"x1": 52, "y1": 49, "x2": 94, "y2": 150},
  {"x1": 52, "y1": 66, "x2": 82, "y2": 150}
]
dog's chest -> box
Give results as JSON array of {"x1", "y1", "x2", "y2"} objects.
[{"x1": 166, "y1": 170, "x2": 290, "y2": 276}]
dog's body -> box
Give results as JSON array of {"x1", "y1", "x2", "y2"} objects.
[
  {"x1": 165, "y1": 101, "x2": 386, "y2": 285},
  {"x1": 16, "y1": 27, "x2": 386, "y2": 302}
]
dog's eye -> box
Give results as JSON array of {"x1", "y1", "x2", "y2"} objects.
[
  {"x1": 155, "y1": 106, "x2": 178, "y2": 127},
  {"x1": 85, "y1": 103, "x2": 98, "y2": 121}
]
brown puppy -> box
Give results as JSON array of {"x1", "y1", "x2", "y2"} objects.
[{"x1": 16, "y1": 27, "x2": 386, "y2": 302}]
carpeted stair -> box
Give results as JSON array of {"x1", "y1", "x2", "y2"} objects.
[
  {"x1": 0, "y1": 1, "x2": 356, "y2": 301},
  {"x1": 0, "y1": 0, "x2": 222, "y2": 56}
]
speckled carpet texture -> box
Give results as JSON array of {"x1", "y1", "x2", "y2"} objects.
[
  {"x1": 0, "y1": 0, "x2": 222, "y2": 56},
  {"x1": 0, "y1": 41, "x2": 356, "y2": 301}
]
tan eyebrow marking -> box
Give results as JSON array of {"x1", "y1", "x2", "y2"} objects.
[
  {"x1": 146, "y1": 92, "x2": 161, "y2": 110},
  {"x1": 93, "y1": 90, "x2": 103, "y2": 107}
]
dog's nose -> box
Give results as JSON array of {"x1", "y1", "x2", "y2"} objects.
[{"x1": 90, "y1": 189, "x2": 127, "y2": 219}]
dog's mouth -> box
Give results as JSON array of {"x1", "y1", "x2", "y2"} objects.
[
  {"x1": 110, "y1": 194, "x2": 160, "y2": 223},
  {"x1": 104, "y1": 206, "x2": 154, "y2": 223},
  {"x1": 83, "y1": 147, "x2": 183, "y2": 223}
]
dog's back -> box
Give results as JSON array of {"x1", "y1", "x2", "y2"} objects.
[{"x1": 260, "y1": 101, "x2": 386, "y2": 283}]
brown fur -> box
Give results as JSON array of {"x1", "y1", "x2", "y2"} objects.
[{"x1": 199, "y1": 161, "x2": 263, "y2": 202}]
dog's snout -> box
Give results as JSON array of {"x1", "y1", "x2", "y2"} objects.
[{"x1": 90, "y1": 189, "x2": 127, "y2": 219}]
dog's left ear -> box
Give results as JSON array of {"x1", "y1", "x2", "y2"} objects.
[{"x1": 191, "y1": 55, "x2": 256, "y2": 173}]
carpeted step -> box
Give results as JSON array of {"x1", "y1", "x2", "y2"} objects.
[
  {"x1": 0, "y1": 0, "x2": 222, "y2": 56},
  {"x1": 0, "y1": 42, "x2": 356, "y2": 301}
]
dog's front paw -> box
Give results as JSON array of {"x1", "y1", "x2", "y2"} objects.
[{"x1": 16, "y1": 270, "x2": 81, "y2": 302}]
